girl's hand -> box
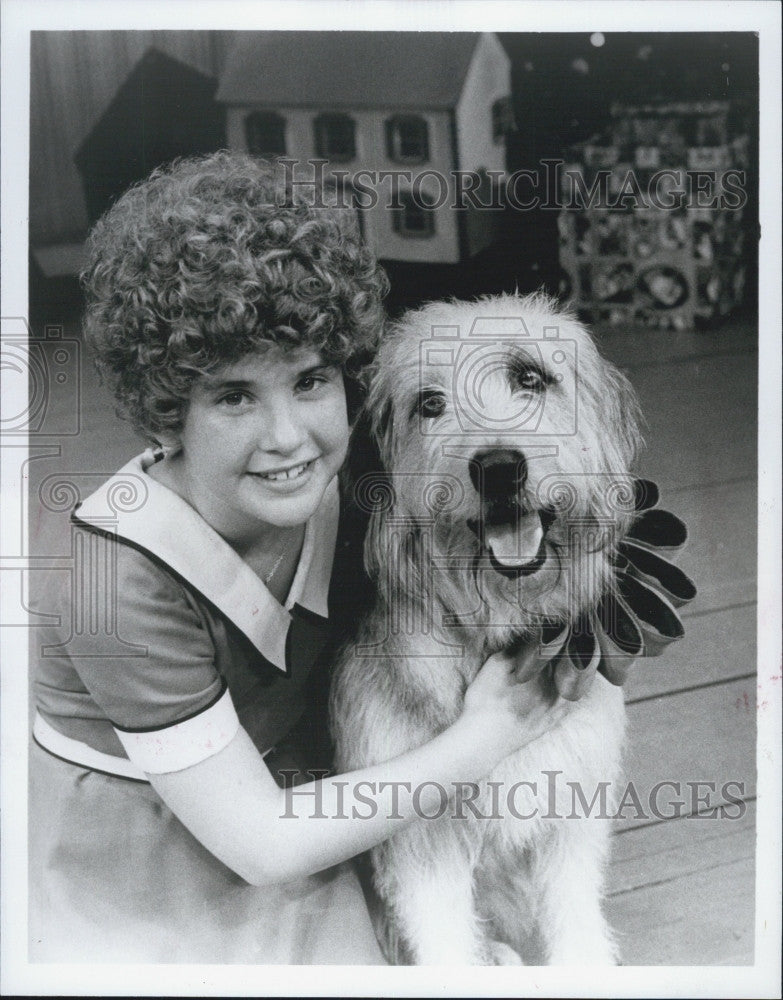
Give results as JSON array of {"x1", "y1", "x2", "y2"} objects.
[{"x1": 461, "y1": 646, "x2": 571, "y2": 757}]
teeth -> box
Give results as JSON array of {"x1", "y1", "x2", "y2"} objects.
[{"x1": 258, "y1": 461, "x2": 310, "y2": 482}]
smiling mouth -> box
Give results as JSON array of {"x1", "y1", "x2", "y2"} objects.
[{"x1": 250, "y1": 459, "x2": 315, "y2": 482}]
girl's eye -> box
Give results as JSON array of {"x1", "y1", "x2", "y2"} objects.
[
  {"x1": 297, "y1": 370, "x2": 334, "y2": 392},
  {"x1": 219, "y1": 390, "x2": 251, "y2": 407}
]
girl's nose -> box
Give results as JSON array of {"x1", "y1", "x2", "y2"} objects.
[{"x1": 261, "y1": 402, "x2": 307, "y2": 453}]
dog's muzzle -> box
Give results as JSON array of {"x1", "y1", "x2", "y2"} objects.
[{"x1": 467, "y1": 449, "x2": 552, "y2": 577}]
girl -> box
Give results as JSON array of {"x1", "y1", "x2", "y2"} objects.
[{"x1": 30, "y1": 152, "x2": 567, "y2": 964}]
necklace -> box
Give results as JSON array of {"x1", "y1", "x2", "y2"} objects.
[
  {"x1": 264, "y1": 549, "x2": 287, "y2": 585},
  {"x1": 251, "y1": 524, "x2": 304, "y2": 588}
]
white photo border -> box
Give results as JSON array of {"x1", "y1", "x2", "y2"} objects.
[{"x1": 2, "y1": 1, "x2": 781, "y2": 996}]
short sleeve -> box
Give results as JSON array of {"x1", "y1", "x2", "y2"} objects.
[{"x1": 70, "y1": 537, "x2": 239, "y2": 772}]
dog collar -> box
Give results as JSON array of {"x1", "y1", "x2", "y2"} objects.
[{"x1": 540, "y1": 478, "x2": 697, "y2": 701}]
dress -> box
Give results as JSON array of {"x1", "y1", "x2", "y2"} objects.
[{"x1": 29, "y1": 451, "x2": 384, "y2": 964}]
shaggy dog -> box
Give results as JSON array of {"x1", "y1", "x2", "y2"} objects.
[{"x1": 331, "y1": 292, "x2": 643, "y2": 966}]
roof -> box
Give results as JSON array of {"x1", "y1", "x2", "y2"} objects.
[
  {"x1": 216, "y1": 31, "x2": 482, "y2": 110},
  {"x1": 76, "y1": 49, "x2": 220, "y2": 161},
  {"x1": 74, "y1": 48, "x2": 224, "y2": 224}
]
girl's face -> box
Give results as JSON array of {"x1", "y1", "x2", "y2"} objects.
[{"x1": 163, "y1": 346, "x2": 350, "y2": 545}]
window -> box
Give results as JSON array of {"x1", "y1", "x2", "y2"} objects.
[
  {"x1": 385, "y1": 115, "x2": 429, "y2": 164},
  {"x1": 244, "y1": 111, "x2": 286, "y2": 157},
  {"x1": 492, "y1": 97, "x2": 515, "y2": 143},
  {"x1": 392, "y1": 191, "x2": 435, "y2": 238},
  {"x1": 314, "y1": 113, "x2": 356, "y2": 161}
]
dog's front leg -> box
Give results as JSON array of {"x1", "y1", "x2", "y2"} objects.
[
  {"x1": 535, "y1": 820, "x2": 618, "y2": 965},
  {"x1": 372, "y1": 820, "x2": 494, "y2": 965}
]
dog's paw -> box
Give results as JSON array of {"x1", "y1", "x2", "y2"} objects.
[{"x1": 486, "y1": 940, "x2": 524, "y2": 965}]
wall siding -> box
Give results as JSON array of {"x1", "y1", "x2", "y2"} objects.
[{"x1": 227, "y1": 104, "x2": 461, "y2": 263}]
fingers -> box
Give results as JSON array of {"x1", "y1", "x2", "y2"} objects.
[
  {"x1": 505, "y1": 629, "x2": 562, "y2": 683},
  {"x1": 512, "y1": 643, "x2": 547, "y2": 683},
  {"x1": 472, "y1": 653, "x2": 513, "y2": 690},
  {"x1": 472, "y1": 647, "x2": 567, "y2": 717}
]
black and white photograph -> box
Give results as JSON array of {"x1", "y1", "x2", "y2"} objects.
[{"x1": 1, "y1": 1, "x2": 780, "y2": 996}]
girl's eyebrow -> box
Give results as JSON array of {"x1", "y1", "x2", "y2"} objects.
[
  {"x1": 204, "y1": 377, "x2": 254, "y2": 391},
  {"x1": 202, "y1": 365, "x2": 332, "y2": 392},
  {"x1": 297, "y1": 362, "x2": 333, "y2": 377}
]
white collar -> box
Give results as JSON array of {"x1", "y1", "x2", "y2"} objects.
[{"x1": 72, "y1": 452, "x2": 339, "y2": 673}]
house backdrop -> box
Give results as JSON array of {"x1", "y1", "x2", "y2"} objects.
[
  {"x1": 28, "y1": 31, "x2": 755, "y2": 296},
  {"x1": 216, "y1": 32, "x2": 513, "y2": 264}
]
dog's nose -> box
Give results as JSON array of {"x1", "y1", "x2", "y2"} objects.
[{"x1": 469, "y1": 449, "x2": 527, "y2": 495}]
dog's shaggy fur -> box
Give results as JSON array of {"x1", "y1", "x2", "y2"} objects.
[{"x1": 331, "y1": 292, "x2": 643, "y2": 965}]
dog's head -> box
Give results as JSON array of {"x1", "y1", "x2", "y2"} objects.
[{"x1": 356, "y1": 292, "x2": 643, "y2": 624}]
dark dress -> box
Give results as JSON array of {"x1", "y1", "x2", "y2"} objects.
[{"x1": 29, "y1": 451, "x2": 384, "y2": 964}]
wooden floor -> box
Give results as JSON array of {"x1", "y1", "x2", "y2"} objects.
[
  {"x1": 26, "y1": 309, "x2": 758, "y2": 966},
  {"x1": 594, "y1": 315, "x2": 757, "y2": 965}
]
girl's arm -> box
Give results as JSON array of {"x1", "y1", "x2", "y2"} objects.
[{"x1": 149, "y1": 650, "x2": 569, "y2": 886}]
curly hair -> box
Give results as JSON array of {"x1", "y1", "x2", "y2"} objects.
[{"x1": 82, "y1": 151, "x2": 388, "y2": 440}]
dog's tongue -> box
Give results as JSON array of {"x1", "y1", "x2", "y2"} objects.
[{"x1": 485, "y1": 511, "x2": 544, "y2": 567}]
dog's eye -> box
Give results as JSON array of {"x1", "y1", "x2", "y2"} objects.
[
  {"x1": 415, "y1": 389, "x2": 446, "y2": 419},
  {"x1": 511, "y1": 361, "x2": 549, "y2": 392}
]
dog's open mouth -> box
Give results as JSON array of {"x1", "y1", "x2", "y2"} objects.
[
  {"x1": 468, "y1": 502, "x2": 555, "y2": 578},
  {"x1": 466, "y1": 450, "x2": 558, "y2": 578}
]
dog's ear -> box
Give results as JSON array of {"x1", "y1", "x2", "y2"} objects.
[
  {"x1": 341, "y1": 396, "x2": 392, "y2": 577},
  {"x1": 356, "y1": 395, "x2": 428, "y2": 604},
  {"x1": 600, "y1": 360, "x2": 644, "y2": 472},
  {"x1": 357, "y1": 397, "x2": 396, "y2": 581},
  {"x1": 364, "y1": 490, "x2": 429, "y2": 609},
  {"x1": 578, "y1": 338, "x2": 645, "y2": 480},
  {"x1": 369, "y1": 396, "x2": 396, "y2": 471},
  {"x1": 583, "y1": 352, "x2": 645, "y2": 533}
]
